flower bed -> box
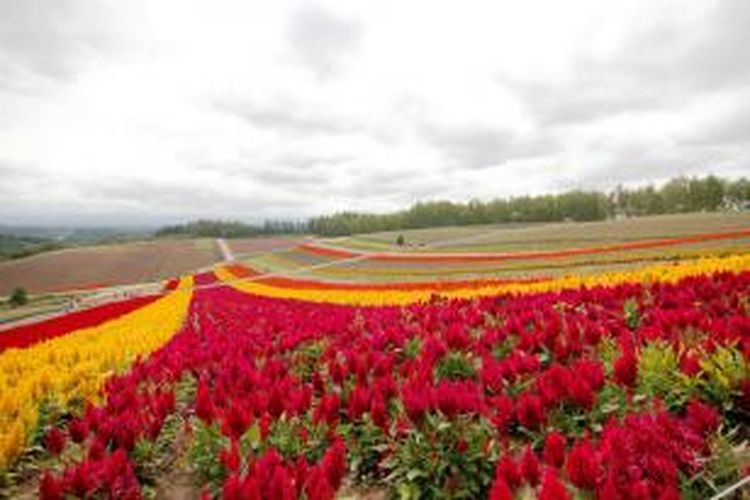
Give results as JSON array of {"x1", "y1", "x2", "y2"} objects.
[
  {"x1": 0, "y1": 295, "x2": 162, "y2": 353},
  {"x1": 29, "y1": 268, "x2": 750, "y2": 499},
  {"x1": 0, "y1": 277, "x2": 193, "y2": 468}
]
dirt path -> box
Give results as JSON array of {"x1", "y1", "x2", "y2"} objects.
[{"x1": 215, "y1": 238, "x2": 235, "y2": 262}]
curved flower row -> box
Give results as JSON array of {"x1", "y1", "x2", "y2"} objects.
[
  {"x1": 217, "y1": 254, "x2": 750, "y2": 306},
  {"x1": 0, "y1": 295, "x2": 162, "y2": 353},
  {"x1": 0, "y1": 276, "x2": 193, "y2": 468},
  {"x1": 34, "y1": 268, "x2": 749, "y2": 498},
  {"x1": 303, "y1": 228, "x2": 750, "y2": 263}
]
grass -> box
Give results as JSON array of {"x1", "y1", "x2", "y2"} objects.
[
  {"x1": 329, "y1": 212, "x2": 750, "y2": 254},
  {"x1": 240, "y1": 213, "x2": 750, "y2": 284}
]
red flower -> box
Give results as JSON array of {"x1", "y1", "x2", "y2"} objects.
[
  {"x1": 613, "y1": 349, "x2": 638, "y2": 387},
  {"x1": 370, "y1": 391, "x2": 389, "y2": 431},
  {"x1": 221, "y1": 404, "x2": 252, "y2": 441},
  {"x1": 565, "y1": 438, "x2": 598, "y2": 490},
  {"x1": 495, "y1": 455, "x2": 522, "y2": 489},
  {"x1": 679, "y1": 352, "x2": 701, "y2": 376},
  {"x1": 304, "y1": 465, "x2": 335, "y2": 500},
  {"x1": 44, "y1": 427, "x2": 66, "y2": 456},
  {"x1": 68, "y1": 418, "x2": 89, "y2": 444},
  {"x1": 520, "y1": 445, "x2": 541, "y2": 486},
  {"x1": 195, "y1": 379, "x2": 215, "y2": 423},
  {"x1": 220, "y1": 441, "x2": 241, "y2": 473},
  {"x1": 543, "y1": 430, "x2": 566, "y2": 468},
  {"x1": 685, "y1": 399, "x2": 720, "y2": 436},
  {"x1": 516, "y1": 393, "x2": 545, "y2": 430},
  {"x1": 539, "y1": 467, "x2": 570, "y2": 500},
  {"x1": 39, "y1": 472, "x2": 64, "y2": 500},
  {"x1": 488, "y1": 475, "x2": 513, "y2": 500}
]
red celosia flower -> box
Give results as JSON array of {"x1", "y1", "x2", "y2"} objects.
[
  {"x1": 685, "y1": 399, "x2": 720, "y2": 436},
  {"x1": 304, "y1": 465, "x2": 335, "y2": 500},
  {"x1": 495, "y1": 455, "x2": 522, "y2": 489},
  {"x1": 44, "y1": 427, "x2": 66, "y2": 456},
  {"x1": 370, "y1": 391, "x2": 389, "y2": 431},
  {"x1": 221, "y1": 404, "x2": 252, "y2": 441},
  {"x1": 516, "y1": 393, "x2": 545, "y2": 430},
  {"x1": 539, "y1": 467, "x2": 570, "y2": 500},
  {"x1": 39, "y1": 472, "x2": 64, "y2": 500},
  {"x1": 613, "y1": 349, "x2": 638, "y2": 387},
  {"x1": 565, "y1": 438, "x2": 599, "y2": 490},
  {"x1": 220, "y1": 441, "x2": 241, "y2": 473},
  {"x1": 520, "y1": 445, "x2": 541, "y2": 486},
  {"x1": 195, "y1": 378, "x2": 215, "y2": 423},
  {"x1": 68, "y1": 418, "x2": 89, "y2": 444},
  {"x1": 488, "y1": 475, "x2": 513, "y2": 500},
  {"x1": 321, "y1": 438, "x2": 347, "y2": 490},
  {"x1": 679, "y1": 352, "x2": 701, "y2": 376},
  {"x1": 543, "y1": 430, "x2": 566, "y2": 468}
]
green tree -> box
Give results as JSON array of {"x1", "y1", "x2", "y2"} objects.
[{"x1": 9, "y1": 287, "x2": 28, "y2": 308}]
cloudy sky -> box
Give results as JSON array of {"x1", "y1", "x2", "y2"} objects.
[{"x1": 1, "y1": 0, "x2": 749, "y2": 226}]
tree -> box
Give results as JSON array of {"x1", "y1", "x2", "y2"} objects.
[
  {"x1": 9, "y1": 287, "x2": 28, "y2": 308},
  {"x1": 396, "y1": 234, "x2": 405, "y2": 246}
]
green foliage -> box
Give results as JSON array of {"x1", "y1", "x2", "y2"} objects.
[
  {"x1": 396, "y1": 234, "x2": 406, "y2": 246},
  {"x1": 0, "y1": 234, "x2": 65, "y2": 261},
  {"x1": 291, "y1": 340, "x2": 326, "y2": 382},
  {"x1": 8, "y1": 287, "x2": 28, "y2": 308},
  {"x1": 637, "y1": 342, "x2": 696, "y2": 409},
  {"x1": 404, "y1": 337, "x2": 422, "y2": 361},
  {"x1": 348, "y1": 420, "x2": 389, "y2": 483},
  {"x1": 308, "y1": 175, "x2": 748, "y2": 236},
  {"x1": 189, "y1": 421, "x2": 229, "y2": 491},
  {"x1": 684, "y1": 427, "x2": 750, "y2": 498},
  {"x1": 383, "y1": 415, "x2": 496, "y2": 499},
  {"x1": 698, "y1": 346, "x2": 747, "y2": 409},
  {"x1": 435, "y1": 352, "x2": 477, "y2": 381},
  {"x1": 623, "y1": 298, "x2": 641, "y2": 330},
  {"x1": 155, "y1": 219, "x2": 307, "y2": 238}
]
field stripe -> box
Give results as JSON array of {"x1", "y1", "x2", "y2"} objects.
[
  {"x1": 0, "y1": 276, "x2": 193, "y2": 467},
  {"x1": 304, "y1": 228, "x2": 750, "y2": 263},
  {"x1": 0, "y1": 294, "x2": 162, "y2": 353},
  {"x1": 215, "y1": 254, "x2": 750, "y2": 306}
]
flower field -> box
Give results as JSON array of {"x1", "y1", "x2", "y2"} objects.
[{"x1": 1, "y1": 254, "x2": 749, "y2": 499}]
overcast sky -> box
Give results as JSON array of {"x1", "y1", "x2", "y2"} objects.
[{"x1": 1, "y1": 0, "x2": 749, "y2": 226}]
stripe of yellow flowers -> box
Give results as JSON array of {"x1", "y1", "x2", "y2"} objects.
[
  {"x1": 215, "y1": 254, "x2": 750, "y2": 306},
  {"x1": 0, "y1": 275, "x2": 194, "y2": 468}
]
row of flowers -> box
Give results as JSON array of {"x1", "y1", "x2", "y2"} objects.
[
  {"x1": 300, "y1": 228, "x2": 750, "y2": 263},
  {"x1": 217, "y1": 254, "x2": 750, "y2": 306},
  {"x1": 306, "y1": 242, "x2": 750, "y2": 279},
  {"x1": 0, "y1": 295, "x2": 161, "y2": 353},
  {"x1": 0, "y1": 277, "x2": 193, "y2": 468},
  {"x1": 33, "y1": 267, "x2": 749, "y2": 498}
]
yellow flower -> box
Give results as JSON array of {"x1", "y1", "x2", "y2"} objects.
[{"x1": 0, "y1": 276, "x2": 193, "y2": 468}]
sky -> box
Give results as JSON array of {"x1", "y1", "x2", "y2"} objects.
[{"x1": 0, "y1": 0, "x2": 749, "y2": 226}]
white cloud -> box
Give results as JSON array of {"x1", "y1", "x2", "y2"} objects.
[{"x1": 0, "y1": 0, "x2": 748, "y2": 225}]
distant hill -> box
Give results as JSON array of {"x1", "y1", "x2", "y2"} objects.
[{"x1": 0, "y1": 234, "x2": 65, "y2": 261}]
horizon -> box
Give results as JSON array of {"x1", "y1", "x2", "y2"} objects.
[{"x1": 2, "y1": 1, "x2": 749, "y2": 226}]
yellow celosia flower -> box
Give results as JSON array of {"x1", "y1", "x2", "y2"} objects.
[
  {"x1": 0, "y1": 276, "x2": 192, "y2": 468},
  {"x1": 216, "y1": 254, "x2": 750, "y2": 306}
]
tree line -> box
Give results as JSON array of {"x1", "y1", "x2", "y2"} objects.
[
  {"x1": 155, "y1": 176, "x2": 750, "y2": 238},
  {"x1": 155, "y1": 219, "x2": 308, "y2": 238},
  {"x1": 308, "y1": 175, "x2": 750, "y2": 236}
]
